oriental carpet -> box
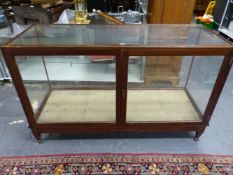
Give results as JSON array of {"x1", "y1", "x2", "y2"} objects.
[{"x1": 1, "y1": 153, "x2": 233, "y2": 175}]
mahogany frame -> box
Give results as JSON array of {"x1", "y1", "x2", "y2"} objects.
[{"x1": 1, "y1": 25, "x2": 233, "y2": 141}]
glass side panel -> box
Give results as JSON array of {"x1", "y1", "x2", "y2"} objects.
[
  {"x1": 0, "y1": 62, "x2": 4, "y2": 80},
  {"x1": 186, "y1": 56, "x2": 224, "y2": 114},
  {"x1": 0, "y1": 38, "x2": 10, "y2": 79},
  {"x1": 7, "y1": 24, "x2": 230, "y2": 46},
  {"x1": 0, "y1": 51, "x2": 9, "y2": 79},
  {"x1": 16, "y1": 55, "x2": 116, "y2": 123},
  {"x1": 15, "y1": 56, "x2": 50, "y2": 115},
  {"x1": 126, "y1": 56, "x2": 201, "y2": 123}
]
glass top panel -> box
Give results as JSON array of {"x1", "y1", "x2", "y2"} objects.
[
  {"x1": 7, "y1": 24, "x2": 230, "y2": 46},
  {"x1": 0, "y1": 38, "x2": 9, "y2": 45}
]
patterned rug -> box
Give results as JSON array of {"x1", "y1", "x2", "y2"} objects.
[{"x1": 1, "y1": 153, "x2": 233, "y2": 175}]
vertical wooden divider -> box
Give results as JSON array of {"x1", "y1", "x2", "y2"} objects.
[{"x1": 116, "y1": 49, "x2": 129, "y2": 125}]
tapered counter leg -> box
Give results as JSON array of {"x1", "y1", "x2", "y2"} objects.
[
  {"x1": 32, "y1": 130, "x2": 41, "y2": 143},
  {"x1": 194, "y1": 129, "x2": 205, "y2": 141}
]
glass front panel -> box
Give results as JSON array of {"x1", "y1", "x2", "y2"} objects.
[
  {"x1": 186, "y1": 56, "x2": 224, "y2": 114},
  {"x1": 126, "y1": 55, "x2": 224, "y2": 123},
  {"x1": 7, "y1": 24, "x2": 230, "y2": 46},
  {"x1": 16, "y1": 55, "x2": 116, "y2": 123},
  {"x1": 128, "y1": 56, "x2": 193, "y2": 88},
  {"x1": 126, "y1": 55, "x2": 201, "y2": 123}
]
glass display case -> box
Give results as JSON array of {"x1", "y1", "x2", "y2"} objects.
[
  {"x1": 219, "y1": 0, "x2": 233, "y2": 40},
  {"x1": 1, "y1": 24, "x2": 233, "y2": 141}
]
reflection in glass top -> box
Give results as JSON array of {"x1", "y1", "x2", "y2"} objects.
[
  {"x1": 0, "y1": 38, "x2": 9, "y2": 45},
  {"x1": 7, "y1": 24, "x2": 230, "y2": 46}
]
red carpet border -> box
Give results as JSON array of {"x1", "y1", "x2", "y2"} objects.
[{"x1": 1, "y1": 153, "x2": 233, "y2": 174}]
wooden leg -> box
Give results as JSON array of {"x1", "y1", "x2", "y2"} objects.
[
  {"x1": 194, "y1": 129, "x2": 205, "y2": 141},
  {"x1": 32, "y1": 130, "x2": 41, "y2": 143}
]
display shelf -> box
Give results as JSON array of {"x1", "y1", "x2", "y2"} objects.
[
  {"x1": 127, "y1": 90, "x2": 201, "y2": 123},
  {"x1": 37, "y1": 90, "x2": 115, "y2": 123},
  {"x1": 37, "y1": 89, "x2": 201, "y2": 124}
]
